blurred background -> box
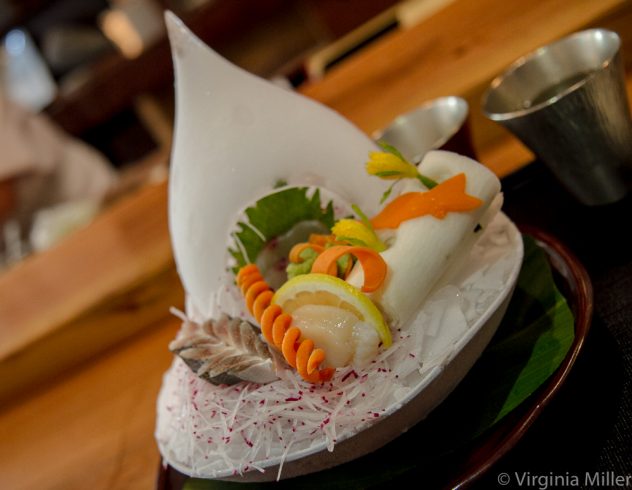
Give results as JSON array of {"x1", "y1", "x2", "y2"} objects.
[{"x1": 1, "y1": 0, "x2": 442, "y2": 268}]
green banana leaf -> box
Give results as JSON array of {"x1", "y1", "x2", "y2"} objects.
[{"x1": 182, "y1": 235, "x2": 575, "y2": 489}]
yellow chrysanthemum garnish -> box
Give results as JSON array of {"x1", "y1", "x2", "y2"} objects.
[
  {"x1": 367, "y1": 143, "x2": 438, "y2": 197},
  {"x1": 332, "y1": 205, "x2": 386, "y2": 252},
  {"x1": 366, "y1": 151, "x2": 418, "y2": 180}
]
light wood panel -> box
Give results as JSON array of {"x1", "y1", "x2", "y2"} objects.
[
  {"x1": 0, "y1": 315, "x2": 178, "y2": 490},
  {"x1": 0, "y1": 181, "x2": 183, "y2": 403},
  {"x1": 300, "y1": 0, "x2": 630, "y2": 174}
]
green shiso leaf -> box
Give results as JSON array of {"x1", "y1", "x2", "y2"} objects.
[
  {"x1": 184, "y1": 235, "x2": 575, "y2": 488},
  {"x1": 229, "y1": 187, "x2": 334, "y2": 273}
]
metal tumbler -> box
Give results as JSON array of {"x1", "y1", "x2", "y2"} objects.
[{"x1": 483, "y1": 29, "x2": 632, "y2": 206}]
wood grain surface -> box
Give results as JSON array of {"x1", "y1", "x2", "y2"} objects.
[
  {"x1": 0, "y1": 316, "x2": 179, "y2": 490},
  {"x1": 1, "y1": 0, "x2": 631, "y2": 488},
  {"x1": 0, "y1": 181, "x2": 183, "y2": 403},
  {"x1": 301, "y1": 0, "x2": 631, "y2": 174}
]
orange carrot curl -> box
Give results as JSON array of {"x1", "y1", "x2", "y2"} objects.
[
  {"x1": 307, "y1": 233, "x2": 337, "y2": 247},
  {"x1": 288, "y1": 242, "x2": 324, "y2": 264},
  {"x1": 311, "y1": 245, "x2": 387, "y2": 292},
  {"x1": 236, "y1": 264, "x2": 334, "y2": 383}
]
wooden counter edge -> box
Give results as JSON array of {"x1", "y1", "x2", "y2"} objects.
[{"x1": 0, "y1": 181, "x2": 184, "y2": 404}]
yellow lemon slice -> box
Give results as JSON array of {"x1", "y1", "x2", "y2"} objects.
[{"x1": 272, "y1": 273, "x2": 392, "y2": 348}]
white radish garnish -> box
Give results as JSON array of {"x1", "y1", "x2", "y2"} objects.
[{"x1": 347, "y1": 150, "x2": 501, "y2": 328}]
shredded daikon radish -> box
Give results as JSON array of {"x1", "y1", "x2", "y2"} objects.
[{"x1": 156, "y1": 213, "x2": 521, "y2": 480}]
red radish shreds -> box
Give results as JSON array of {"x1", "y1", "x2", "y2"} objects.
[{"x1": 157, "y1": 324, "x2": 423, "y2": 479}]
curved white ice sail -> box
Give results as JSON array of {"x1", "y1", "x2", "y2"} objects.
[{"x1": 165, "y1": 12, "x2": 385, "y2": 315}]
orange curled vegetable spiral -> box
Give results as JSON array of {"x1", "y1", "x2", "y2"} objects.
[
  {"x1": 288, "y1": 242, "x2": 324, "y2": 264},
  {"x1": 311, "y1": 245, "x2": 387, "y2": 292},
  {"x1": 236, "y1": 264, "x2": 335, "y2": 383}
]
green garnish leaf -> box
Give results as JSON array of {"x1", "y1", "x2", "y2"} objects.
[
  {"x1": 229, "y1": 187, "x2": 334, "y2": 274},
  {"x1": 416, "y1": 173, "x2": 438, "y2": 189},
  {"x1": 336, "y1": 253, "x2": 353, "y2": 277},
  {"x1": 286, "y1": 247, "x2": 319, "y2": 279},
  {"x1": 416, "y1": 235, "x2": 575, "y2": 448},
  {"x1": 351, "y1": 204, "x2": 371, "y2": 230},
  {"x1": 378, "y1": 141, "x2": 406, "y2": 162},
  {"x1": 380, "y1": 181, "x2": 397, "y2": 204},
  {"x1": 228, "y1": 224, "x2": 265, "y2": 269},
  {"x1": 375, "y1": 170, "x2": 405, "y2": 178},
  {"x1": 334, "y1": 236, "x2": 369, "y2": 248}
]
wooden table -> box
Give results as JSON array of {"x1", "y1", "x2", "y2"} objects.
[
  {"x1": 1, "y1": 0, "x2": 631, "y2": 488},
  {"x1": 301, "y1": 0, "x2": 632, "y2": 175}
]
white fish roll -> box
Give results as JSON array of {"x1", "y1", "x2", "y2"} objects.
[{"x1": 349, "y1": 150, "x2": 501, "y2": 328}]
